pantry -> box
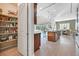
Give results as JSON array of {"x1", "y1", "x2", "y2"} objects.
[{"x1": 0, "y1": 3, "x2": 18, "y2": 50}]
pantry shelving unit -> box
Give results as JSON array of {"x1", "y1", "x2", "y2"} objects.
[{"x1": 0, "y1": 14, "x2": 18, "y2": 50}]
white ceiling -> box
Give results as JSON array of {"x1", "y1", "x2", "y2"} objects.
[
  {"x1": 10, "y1": 3, "x2": 17, "y2": 7},
  {"x1": 37, "y1": 3, "x2": 79, "y2": 24}
]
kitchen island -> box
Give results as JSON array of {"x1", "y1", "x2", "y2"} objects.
[
  {"x1": 48, "y1": 31, "x2": 60, "y2": 42},
  {"x1": 34, "y1": 30, "x2": 41, "y2": 52}
]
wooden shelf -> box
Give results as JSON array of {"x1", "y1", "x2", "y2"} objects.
[
  {"x1": 0, "y1": 39, "x2": 17, "y2": 50},
  {"x1": 0, "y1": 26, "x2": 17, "y2": 28},
  {"x1": 0, "y1": 32, "x2": 17, "y2": 35},
  {"x1": 0, "y1": 13, "x2": 18, "y2": 50},
  {"x1": 0, "y1": 20, "x2": 17, "y2": 23},
  {"x1": 0, "y1": 14, "x2": 18, "y2": 18},
  {"x1": 0, "y1": 39, "x2": 16, "y2": 43}
]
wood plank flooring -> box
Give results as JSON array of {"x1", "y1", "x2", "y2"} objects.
[
  {"x1": 35, "y1": 32, "x2": 79, "y2": 56},
  {"x1": 0, "y1": 33, "x2": 79, "y2": 56},
  {"x1": 0, "y1": 47, "x2": 21, "y2": 56}
]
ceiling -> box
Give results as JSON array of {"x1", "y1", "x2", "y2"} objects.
[
  {"x1": 10, "y1": 3, "x2": 17, "y2": 7},
  {"x1": 37, "y1": 3, "x2": 79, "y2": 24}
]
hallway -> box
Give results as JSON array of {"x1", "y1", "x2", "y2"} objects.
[{"x1": 35, "y1": 34, "x2": 78, "y2": 56}]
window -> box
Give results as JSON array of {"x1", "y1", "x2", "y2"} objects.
[
  {"x1": 59, "y1": 23, "x2": 70, "y2": 30},
  {"x1": 35, "y1": 24, "x2": 48, "y2": 31}
]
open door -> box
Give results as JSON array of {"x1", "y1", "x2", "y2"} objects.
[
  {"x1": 18, "y1": 3, "x2": 34, "y2": 56},
  {"x1": 18, "y1": 3, "x2": 28, "y2": 55}
]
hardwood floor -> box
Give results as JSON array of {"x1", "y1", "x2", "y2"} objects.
[
  {"x1": 75, "y1": 36, "x2": 79, "y2": 56},
  {"x1": 0, "y1": 32, "x2": 79, "y2": 56},
  {"x1": 34, "y1": 32, "x2": 79, "y2": 56},
  {"x1": 0, "y1": 47, "x2": 21, "y2": 56}
]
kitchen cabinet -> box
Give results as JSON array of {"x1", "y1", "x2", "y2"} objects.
[
  {"x1": 48, "y1": 32, "x2": 59, "y2": 42},
  {"x1": 34, "y1": 33, "x2": 40, "y2": 52}
]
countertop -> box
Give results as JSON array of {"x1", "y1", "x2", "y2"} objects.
[{"x1": 34, "y1": 30, "x2": 42, "y2": 34}]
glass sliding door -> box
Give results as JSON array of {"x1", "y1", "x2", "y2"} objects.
[{"x1": 76, "y1": 8, "x2": 79, "y2": 35}]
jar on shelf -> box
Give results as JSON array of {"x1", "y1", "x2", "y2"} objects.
[
  {"x1": 10, "y1": 24, "x2": 13, "y2": 27},
  {"x1": 9, "y1": 35, "x2": 13, "y2": 40}
]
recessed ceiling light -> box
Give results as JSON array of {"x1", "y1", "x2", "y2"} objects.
[{"x1": 39, "y1": 7, "x2": 42, "y2": 10}]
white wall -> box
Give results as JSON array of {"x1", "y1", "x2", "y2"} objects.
[{"x1": 37, "y1": 16, "x2": 49, "y2": 24}]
